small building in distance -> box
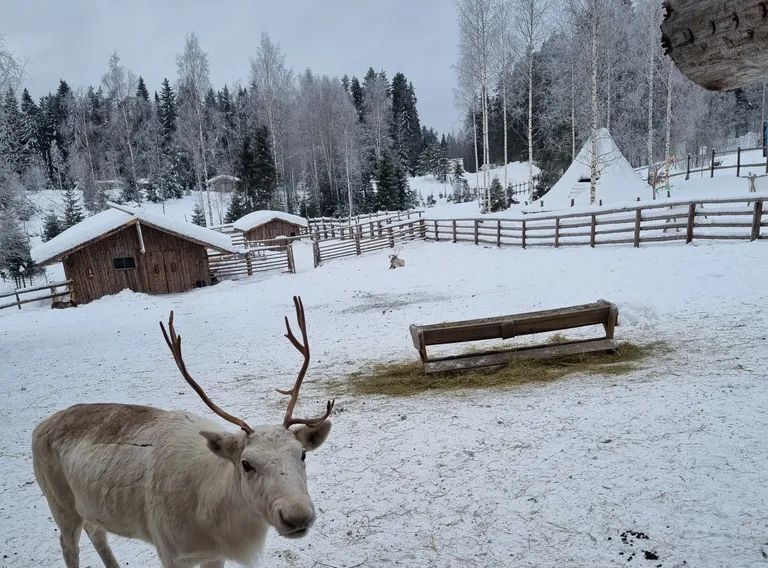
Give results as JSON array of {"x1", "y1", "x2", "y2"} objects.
[
  {"x1": 31, "y1": 204, "x2": 236, "y2": 304},
  {"x1": 207, "y1": 174, "x2": 240, "y2": 193},
  {"x1": 232, "y1": 210, "x2": 309, "y2": 243}
]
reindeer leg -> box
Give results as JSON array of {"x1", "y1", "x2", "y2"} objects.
[
  {"x1": 84, "y1": 523, "x2": 120, "y2": 568},
  {"x1": 54, "y1": 517, "x2": 82, "y2": 568}
]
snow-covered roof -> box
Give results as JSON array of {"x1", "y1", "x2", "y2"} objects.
[
  {"x1": 207, "y1": 174, "x2": 240, "y2": 184},
  {"x1": 525, "y1": 129, "x2": 651, "y2": 212},
  {"x1": 32, "y1": 204, "x2": 236, "y2": 265},
  {"x1": 232, "y1": 210, "x2": 309, "y2": 232}
]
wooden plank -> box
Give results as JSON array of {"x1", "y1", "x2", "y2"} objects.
[
  {"x1": 555, "y1": 217, "x2": 560, "y2": 247},
  {"x1": 634, "y1": 209, "x2": 641, "y2": 247},
  {"x1": 686, "y1": 203, "x2": 696, "y2": 243},
  {"x1": 422, "y1": 339, "x2": 621, "y2": 374}
]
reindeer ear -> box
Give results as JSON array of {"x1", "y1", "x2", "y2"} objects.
[
  {"x1": 293, "y1": 421, "x2": 331, "y2": 451},
  {"x1": 200, "y1": 431, "x2": 244, "y2": 463}
]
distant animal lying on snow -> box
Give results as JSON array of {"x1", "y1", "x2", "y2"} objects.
[
  {"x1": 389, "y1": 248, "x2": 405, "y2": 269},
  {"x1": 32, "y1": 296, "x2": 334, "y2": 568}
]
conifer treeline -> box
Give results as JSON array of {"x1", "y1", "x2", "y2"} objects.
[{"x1": 2, "y1": 33, "x2": 454, "y2": 231}]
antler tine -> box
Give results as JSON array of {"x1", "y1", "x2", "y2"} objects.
[
  {"x1": 278, "y1": 296, "x2": 335, "y2": 429},
  {"x1": 160, "y1": 311, "x2": 254, "y2": 435}
]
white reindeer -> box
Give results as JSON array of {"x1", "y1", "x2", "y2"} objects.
[
  {"x1": 389, "y1": 247, "x2": 405, "y2": 269},
  {"x1": 32, "y1": 296, "x2": 334, "y2": 568}
]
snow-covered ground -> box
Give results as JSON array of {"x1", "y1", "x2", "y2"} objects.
[{"x1": 2, "y1": 237, "x2": 767, "y2": 567}]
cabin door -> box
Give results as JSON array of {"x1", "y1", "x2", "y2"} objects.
[
  {"x1": 162, "y1": 250, "x2": 186, "y2": 293},
  {"x1": 145, "y1": 251, "x2": 169, "y2": 294}
]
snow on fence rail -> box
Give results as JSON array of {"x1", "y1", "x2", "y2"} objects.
[
  {"x1": 208, "y1": 244, "x2": 295, "y2": 281},
  {"x1": 425, "y1": 195, "x2": 766, "y2": 249},
  {"x1": 312, "y1": 218, "x2": 426, "y2": 266},
  {"x1": 0, "y1": 280, "x2": 72, "y2": 310}
]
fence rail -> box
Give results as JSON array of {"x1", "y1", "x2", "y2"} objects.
[
  {"x1": 0, "y1": 280, "x2": 72, "y2": 310},
  {"x1": 308, "y1": 210, "x2": 423, "y2": 234},
  {"x1": 636, "y1": 145, "x2": 768, "y2": 182},
  {"x1": 313, "y1": 218, "x2": 427, "y2": 266},
  {"x1": 208, "y1": 244, "x2": 295, "y2": 280},
  {"x1": 425, "y1": 195, "x2": 766, "y2": 249}
]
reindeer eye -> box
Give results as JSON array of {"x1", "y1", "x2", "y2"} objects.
[
  {"x1": 301, "y1": 450, "x2": 306, "y2": 462},
  {"x1": 241, "y1": 460, "x2": 254, "y2": 472}
]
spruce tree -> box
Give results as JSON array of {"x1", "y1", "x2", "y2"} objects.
[
  {"x1": 62, "y1": 185, "x2": 84, "y2": 228},
  {"x1": 136, "y1": 76, "x2": 149, "y2": 101},
  {"x1": 251, "y1": 125, "x2": 277, "y2": 209},
  {"x1": 42, "y1": 210, "x2": 63, "y2": 241},
  {"x1": 488, "y1": 177, "x2": 507, "y2": 212},
  {"x1": 225, "y1": 186, "x2": 248, "y2": 223},
  {"x1": 158, "y1": 78, "x2": 178, "y2": 141},
  {"x1": 349, "y1": 76, "x2": 364, "y2": 121},
  {"x1": 191, "y1": 201, "x2": 206, "y2": 226}
]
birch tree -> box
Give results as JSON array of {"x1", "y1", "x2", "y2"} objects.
[
  {"x1": 176, "y1": 33, "x2": 213, "y2": 225},
  {"x1": 513, "y1": 0, "x2": 551, "y2": 200}
]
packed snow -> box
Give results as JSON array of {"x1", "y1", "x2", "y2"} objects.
[
  {"x1": 232, "y1": 210, "x2": 309, "y2": 232},
  {"x1": 2, "y1": 236, "x2": 767, "y2": 567},
  {"x1": 31, "y1": 204, "x2": 236, "y2": 265}
]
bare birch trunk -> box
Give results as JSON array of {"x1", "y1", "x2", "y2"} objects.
[
  {"x1": 472, "y1": 94, "x2": 480, "y2": 202},
  {"x1": 571, "y1": 60, "x2": 576, "y2": 160},
  {"x1": 589, "y1": 1, "x2": 599, "y2": 206},
  {"x1": 503, "y1": 79, "x2": 508, "y2": 190},
  {"x1": 646, "y1": 8, "x2": 655, "y2": 183},
  {"x1": 664, "y1": 62, "x2": 673, "y2": 194},
  {"x1": 527, "y1": 49, "x2": 535, "y2": 201}
]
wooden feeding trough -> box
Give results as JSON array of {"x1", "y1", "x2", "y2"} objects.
[{"x1": 409, "y1": 300, "x2": 619, "y2": 373}]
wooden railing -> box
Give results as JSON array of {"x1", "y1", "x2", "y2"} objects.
[
  {"x1": 307, "y1": 210, "x2": 424, "y2": 234},
  {"x1": 0, "y1": 280, "x2": 73, "y2": 310},
  {"x1": 208, "y1": 244, "x2": 295, "y2": 280},
  {"x1": 313, "y1": 218, "x2": 426, "y2": 267},
  {"x1": 636, "y1": 145, "x2": 768, "y2": 181},
  {"x1": 425, "y1": 195, "x2": 766, "y2": 249}
]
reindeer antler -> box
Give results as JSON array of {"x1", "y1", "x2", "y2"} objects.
[
  {"x1": 160, "y1": 312, "x2": 254, "y2": 434},
  {"x1": 278, "y1": 296, "x2": 335, "y2": 429}
]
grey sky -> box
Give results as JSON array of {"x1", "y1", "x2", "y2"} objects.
[{"x1": 1, "y1": 0, "x2": 461, "y2": 133}]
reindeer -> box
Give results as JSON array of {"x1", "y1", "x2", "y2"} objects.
[
  {"x1": 389, "y1": 247, "x2": 405, "y2": 269},
  {"x1": 32, "y1": 297, "x2": 334, "y2": 568}
]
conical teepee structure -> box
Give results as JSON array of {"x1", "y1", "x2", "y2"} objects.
[{"x1": 526, "y1": 129, "x2": 651, "y2": 211}]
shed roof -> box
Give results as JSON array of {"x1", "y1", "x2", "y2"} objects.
[
  {"x1": 232, "y1": 210, "x2": 309, "y2": 232},
  {"x1": 31, "y1": 204, "x2": 237, "y2": 266}
]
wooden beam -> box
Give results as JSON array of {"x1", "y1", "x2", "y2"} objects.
[{"x1": 661, "y1": 0, "x2": 768, "y2": 91}]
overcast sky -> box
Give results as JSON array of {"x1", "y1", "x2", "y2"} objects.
[{"x1": 1, "y1": 0, "x2": 461, "y2": 133}]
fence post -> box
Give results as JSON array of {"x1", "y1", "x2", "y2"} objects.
[
  {"x1": 434, "y1": 220, "x2": 439, "y2": 241},
  {"x1": 474, "y1": 220, "x2": 479, "y2": 245},
  {"x1": 369, "y1": 221, "x2": 374, "y2": 239},
  {"x1": 246, "y1": 251, "x2": 253, "y2": 276},
  {"x1": 286, "y1": 245, "x2": 296, "y2": 274},
  {"x1": 590, "y1": 215, "x2": 597, "y2": 248},
  {"x1": 522, "y1": 220, "x2": 527, "y2": 249},
  {"x1": 751, "y1": 200, "x2": 764, "y2": 241},
  {"x1": 387, "y1": 226, "x2": 394, "y2": 248},
  {"x1": 554, "y1": 217, "x2": 560, "y2": 248},
  {"x1": 312, "y1": 235, "x2": 321, "y2": 267},
  {"x1": 452, "y1": 220, "x2": 457, "y2": 243},
  {"x1": 737, "y1": 147, "x2": 742, "y2": 177},
  {"x1": 496, "y1": 220, "x2": 501, "y2": 247},
  {"x1": 634, "y1": 209, "x2": 642, "y2": 248},
  {"x1": 686, "y1": 154, "x2": 691, "y2": 180},
  {"x1": 686, "y1": 203, "x2": 696, "y2": 244},
  {"x1": 419, "y1": 218, "x2": 426, "y2": 239},
  {"x1": 14, "y1": 290, "x2": 20, "y2": 310},
  {"x1": 710, "y1": 149, "x2": 716, "y2": 178},
  {"x1": 354, "y1": 230, "x2": 361, "y2": 255}
]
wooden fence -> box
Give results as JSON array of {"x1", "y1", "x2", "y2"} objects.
[
  {"x1": 425, "y1": 195, "x2": 766, "y2": 249},
  {"x1": 307, "y1": 210, "x2": 423, "y2": 234},
  {"x1": 637, "y1": 145, "x2": 768, "y2": 182},
  {"x1": 208, "y1": 244, "x2": 295, "y2": 280},
  {"x1": 0, "y1": 280, "x2": 72, "y2": 310},
  {"x1": 313, "y1": 218, "x2": 427, "y2": 266}
]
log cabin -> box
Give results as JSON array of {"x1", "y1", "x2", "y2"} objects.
[
  {"x1": 31, "y1": 204, "x2": 236, "y2": 304},
  {"x1": 232, "y1": 210, "x2": 309, "y2": 243}
]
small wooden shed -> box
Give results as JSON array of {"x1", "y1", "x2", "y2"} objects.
[
  {"x1": 207, "y1": 174, "x2": 240, "y2": 193},
  {"x1": 31, "y1": 204, "x2": 236, "y2": 304},
  {"x1": 232, "y1": 210, "x2": 309, "y2": 242}
]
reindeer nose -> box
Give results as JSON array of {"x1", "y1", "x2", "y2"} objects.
[{"x1": 277, "y1": 502, "x2": 315, "y2": 537}]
